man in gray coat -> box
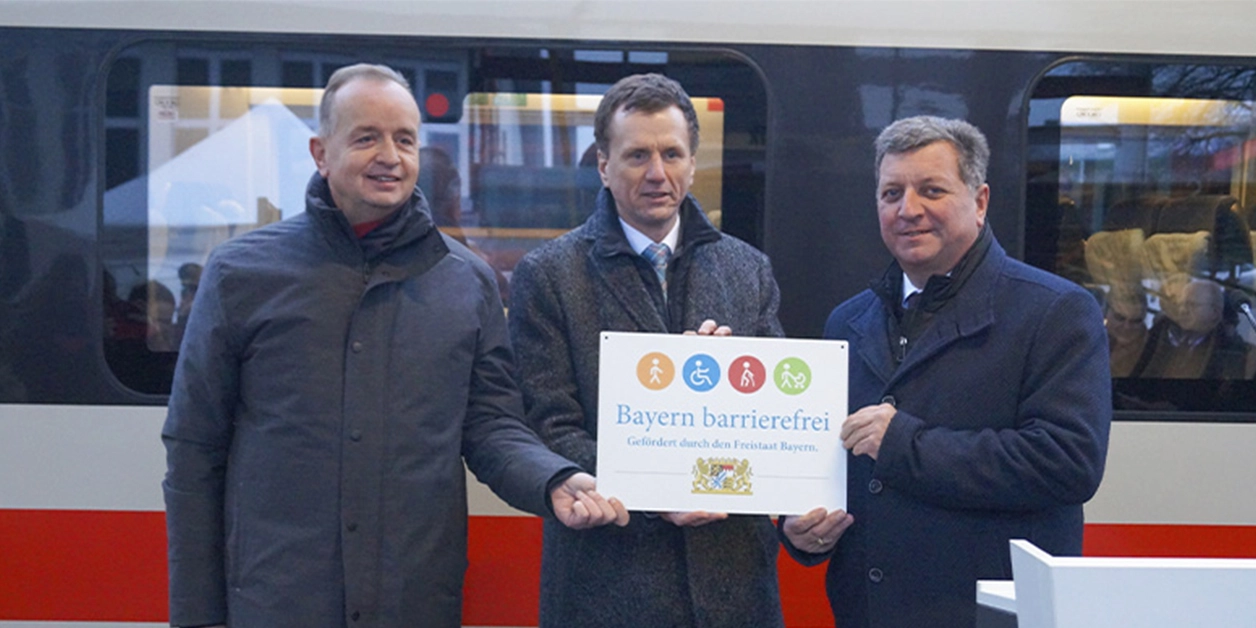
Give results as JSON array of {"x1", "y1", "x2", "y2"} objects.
[
  {"x1": 509, "y1": 74, "x2": 785, "y2": 628},
  {"x1": 162, "y1": 63, "x2": 628, "y2": 628}
]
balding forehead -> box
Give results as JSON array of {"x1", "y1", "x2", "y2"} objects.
[{"x1": 323, "y1": 77, "x2": 419, "y2": 136}]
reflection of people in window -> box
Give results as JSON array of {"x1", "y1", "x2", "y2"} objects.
[
  {"x1": 576, "y1": 143, "x2": 602, "y2": 221},
  {"x1": 1104, "y1": 286, "x2": 1149, "y2": 377},
  {"x1": 103, "y1": 273, "x2": 178, "y2": 394},
  {"x1": 177, "y1": 262, "x2": 202, "y2": 327},
  {"x1": 419, "y1": 146, "x2": 463, "y2": 238},
  {"x1": 130, "y1": 280, "x2": 180, "y2": 352},
  {"x1": 1054, "y1": 196, "x2": 1091, "y2": 284},
  {"x1": 1132, "y1": 276, "x2": 1247, "y2": 378},
  {"x1": 8, "y1": 255, "x2": 93, "y2": 400},
  {"x1": 1194, "y1": 197, "x2": 1254, "y2": 279},
  {"x1": 419, "y1": 145, "x2": 513, "y2": 303}
]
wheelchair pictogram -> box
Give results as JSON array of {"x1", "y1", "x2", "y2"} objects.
[{"x1": 682, "y1": 353, "x2": 721, "y2": 392}]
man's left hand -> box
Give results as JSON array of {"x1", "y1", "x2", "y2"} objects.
[
  {"x1": 840, "y1": 403, "x2": 896, "y2": 460},
  {"x1": 551, "y1": 472, "x2": 630, "y2": 529}
]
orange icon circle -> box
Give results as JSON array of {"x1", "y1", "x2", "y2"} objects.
[{"x1": 636, "y1": 352, "x2": 675, "y2": 390}]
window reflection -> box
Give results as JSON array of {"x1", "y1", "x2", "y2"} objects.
[
  {"x1": 434, "y1": 92, "x2": 725, "y2": 294},
  {"x1": 1030, "y1": 69, "x2": 1256, "y2": 412},
  {"x1": 101, "y1": 67, "x2": 733, "y2": 394},
  {"x1": 1057, "y1": 96, "x2": 1256, "y2": 382}
]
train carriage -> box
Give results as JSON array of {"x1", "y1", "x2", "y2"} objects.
[{"x1": 3, "y1": 2, "x2": 1256, "y2": 625}]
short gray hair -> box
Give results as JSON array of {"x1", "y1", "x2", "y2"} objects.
[
  {"x1": 318, "y1": 63, "x2": 412, "y2": 137},
  {"x1": 874, "y1": 116, "x2": 989, "y2": 191}
]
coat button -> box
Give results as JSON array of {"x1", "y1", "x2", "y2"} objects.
[
  {"x1": 868, "y1": 567, "x2": 883, "y2": 583},
  {"x1": 350, "y1": 430, "x2": 362, "y2": 442},
  {"x1": 868, "y1": 479, "x2": 883, "y2": 494},
  {"x1": 880, "y1": 395, "x2": 896, "y2": 407},
  {"x1": 351, "y1": 610, "x2": 360, "y2": 621},
  {"x1": 352, "y1": 341, "x2": 363, "y2": 353},
  {"x1": 347, "y1": 522, "x2": 358, "y2": 532}
]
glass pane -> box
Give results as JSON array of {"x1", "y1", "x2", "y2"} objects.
[
  {"x1": 454, "y1": 92, "x2": 726, "y2": 289},
  {"x1": 1028, "y1": 62, "x2": 1256, "y2": 414},
  {"x1": 123, "y1": 88, "x2": 726, "y2": 312},
  {"x1": 101, "y1": 42, "x2": 764, "y2": 396},
  {"x1": 103, "y1": 85, "x2": 320, "y2": 393}
]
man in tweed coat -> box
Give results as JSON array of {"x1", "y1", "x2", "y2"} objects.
[{"x1": 508, "y1": 74, "x2": 786, "y2": 628}]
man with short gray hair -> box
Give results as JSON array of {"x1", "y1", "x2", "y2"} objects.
[{"x1": 782, "y1": 115, "x2": 1112, "y2": 627}]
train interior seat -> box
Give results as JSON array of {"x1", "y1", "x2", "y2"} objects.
[
  {"x1": 1085, "y1": 228, "x2": 1148, "y2": 288},
  {"x1": 1151, "y1": 195, "x2": 1231, "y2": 235},
  {"x1": 1143, "y1": 231, "x2": 1210, "y2": 282},
  {"x1": 1102, "y1": 196, "x2": 1162, "y2": 234},
  {"x1": 1096, "y1": 195, "x2": 1253, "y2": 288}
]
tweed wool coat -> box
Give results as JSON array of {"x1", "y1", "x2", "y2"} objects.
[
  {"x1": 508, "y1": 189, "x2": 786, "y2": 628},
  {"x1": 163, "y1": 174, "x2": 578, "y2": 628},
  {"x1": 788, "y1": 237, "x2": 1111, "y2": 628}
]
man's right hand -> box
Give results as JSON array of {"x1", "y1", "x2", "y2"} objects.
[{"x1": 551, "y1": 472, "x2": 631, "y2": 529}]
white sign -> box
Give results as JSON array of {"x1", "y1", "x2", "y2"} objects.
[{"x1": 596, "y1": 332, "x2": 847, "y2": 515}]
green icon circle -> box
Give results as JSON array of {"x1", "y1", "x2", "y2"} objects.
[{"x1": 773, "y1": 357, "x2": 812, "y2": 395}]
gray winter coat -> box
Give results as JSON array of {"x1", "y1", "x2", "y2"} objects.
[
  {"x1": 163, "y1": 174, "x2": 577, "y2": 628},
  {"x1": 508, "y1": 189, "x2": 786, "y2": 628}
]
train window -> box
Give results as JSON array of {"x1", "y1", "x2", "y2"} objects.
[
  {"x1": 454, "y1": 92, "x2": 725, "y2": 277},
  {"x1": 100, "y1": 41, "x2": 765, "y2": 395},
  {"x1": 1026, "y1": 60, "x2": 1256, "y2": 415}
]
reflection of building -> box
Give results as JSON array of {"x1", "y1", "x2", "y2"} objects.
[
  {"x1": 96, "y1": 47, "x2": 741, "y2": 400},
  {"x1": 104, "y1": 97, "x2": 318, "y2": 302},
  {"x1": 463, "y1": 93, "x2": 726, "y2": 231},
  {"x1": 102, "y1": 50, "x2": 732, "y2": 303},
  {"x1": 105, "y1": 53, "x2": 468, "y2": 189}
]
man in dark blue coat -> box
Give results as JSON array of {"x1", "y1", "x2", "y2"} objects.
[
  {"x1": 782, "y1": 116, "x2": 1112, "y2": 627},
  {"x1": 162, "y1": 63, "x2": 628, "y2": 628}
]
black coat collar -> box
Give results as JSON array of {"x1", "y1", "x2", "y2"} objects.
[{"x1": 304, "y1": 172, "x2": 446, "y2": 266}]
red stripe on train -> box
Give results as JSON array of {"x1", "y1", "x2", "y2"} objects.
[
  {"x1": 2, "y1": 511, "x2": 1254, "y2": 624},
  {"x1": 0, "y1": 509, "x2": 167, "y2": 621},
  {"x1": 1084, "y1": 523, "x2": 1256, "y2": 558}
]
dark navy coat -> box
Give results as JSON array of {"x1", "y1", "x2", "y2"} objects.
[
  {"x1": 795, "y1": 239, "x2": 1111, "y2": 628},
  {"x1": 163, "y1": 175, "x2": 577, "y2": 628}
]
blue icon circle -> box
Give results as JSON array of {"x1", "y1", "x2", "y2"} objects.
[{"x1": 682, "y1": 353, "x2": 721, "y2": 392}]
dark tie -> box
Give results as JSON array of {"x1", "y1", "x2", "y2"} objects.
[
  {"x1": 904, "y1": 291, "x2": 921, "y2": 310},
  {"x1": 642, "y1": 242, "x2": 672, "y2": 297}
]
